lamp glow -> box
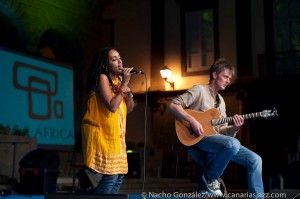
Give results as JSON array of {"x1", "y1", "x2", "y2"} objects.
[
  {"x1": 160, "y1": 65, "x2": 174, "y2": 90},
  {"x1": 160, "y1": 65, "x2": 172, "y2": 79}
]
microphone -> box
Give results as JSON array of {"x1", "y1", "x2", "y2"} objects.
[{"x1": 130, "y1": 70, "x2": 144, "y2": 74}]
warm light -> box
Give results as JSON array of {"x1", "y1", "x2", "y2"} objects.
[
  {"x1": 160, "y1": 65, "x2": 174, "y2": 90},
  {"x1": 160, "y1": 65, "x2": 172, "y2": 79}
]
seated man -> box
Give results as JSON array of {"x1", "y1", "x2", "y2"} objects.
[{"x1": 168, "y1": 58, "x2": 264, "y2": 198}]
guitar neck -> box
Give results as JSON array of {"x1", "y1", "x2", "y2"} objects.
[{"x1": 212, "y1": 111, "x2": 263, "y2": 125}]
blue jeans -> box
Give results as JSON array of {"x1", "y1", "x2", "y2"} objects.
[
  {"x1": 189, "y1": 134, "x2": 264, "y2": 198},
  {"x1": 94, "y1": 174, "x2": 124, "y2": 194}
]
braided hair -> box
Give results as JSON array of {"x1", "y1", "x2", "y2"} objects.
[{"x1": 85, "y1": 47, "x2": 121, "y2": 94}]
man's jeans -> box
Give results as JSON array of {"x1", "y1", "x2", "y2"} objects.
[
  {"x1": 188, "y1": 134, "x2": 264, "y2": 198},
  {"x1": 94, "y1": 174, "x2": 124, "y2": 194}
]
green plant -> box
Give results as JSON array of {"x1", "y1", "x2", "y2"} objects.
[{"x1": 0, "y1": 124, "x2": 29, "y2": 136}]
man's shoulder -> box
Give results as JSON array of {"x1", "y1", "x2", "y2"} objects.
[{"x1": 190, "y1": 84, "x2": 209, "y2": 90}]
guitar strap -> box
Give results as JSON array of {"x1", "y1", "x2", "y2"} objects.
[{"x1": 215, "y1": 94, "x2": 220, "y2": 108}]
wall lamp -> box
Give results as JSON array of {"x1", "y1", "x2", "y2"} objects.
[{"x1": 160, "y1": 65, "x2": 175, "y2": 90}]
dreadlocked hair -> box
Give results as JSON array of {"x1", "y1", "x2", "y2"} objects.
[{"x1": 85, "y1": 47, "x2": 120, "y2": 94}]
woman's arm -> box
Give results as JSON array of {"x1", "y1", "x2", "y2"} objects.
[
  {"x1": 98, "y1": 74, "x2": 124, "y2": 112},
  {"x1": 125, "y1": 91, "x2": 134, "y2": 113}
]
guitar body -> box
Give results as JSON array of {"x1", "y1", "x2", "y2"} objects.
[
  {"x1": 175, "y1": 107, "x2": 278, "y2": 146},
  {"x1": 175, "y1": 108, "x2": 220, "y2": 146}
]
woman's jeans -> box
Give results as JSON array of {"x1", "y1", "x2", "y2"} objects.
[
  {"x1": 188, "y1": 134, "x2": 264, "y2": 198},
  {"x1": 94, "y1": 174, "x2": 124, "y2": 194}
]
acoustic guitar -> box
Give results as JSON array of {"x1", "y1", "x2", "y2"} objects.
[{"x1": 175, "y1": 108, "x2": 278, "y2": 146}]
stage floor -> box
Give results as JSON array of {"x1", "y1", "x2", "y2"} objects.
[
  {"x1": 2, "y1": 189, "x2": 300, "y2": 199},
  {"x1": 0, "y1": 193, "x2": 200, "y2": 199}
]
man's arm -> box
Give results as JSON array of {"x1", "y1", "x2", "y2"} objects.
[
  {"x1": 169, "y1": 102, "x2": 204, "y2": 136},
  {"x1": 219, "y1": 114, "x2": 244, "y2": 137}
]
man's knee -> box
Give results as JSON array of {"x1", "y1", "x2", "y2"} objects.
[
  {"x1": 225, "y1": 138, "x2": 240, "y2": 154},
  {"x1": 253, "y1": 154, "x2": 263, "y2": 167}
]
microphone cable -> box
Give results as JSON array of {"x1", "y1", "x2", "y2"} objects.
[{"x1": 141, "y1": 72, "x2": 148, "y2": 193}]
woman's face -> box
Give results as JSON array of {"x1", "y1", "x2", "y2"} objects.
[{"x1": 108, "y1": 49, "x2": 123, "y2": 75}]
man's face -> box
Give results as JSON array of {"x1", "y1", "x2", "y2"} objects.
[{"x1": 215, "y1": 69, "x2": 232, "y2": 90}]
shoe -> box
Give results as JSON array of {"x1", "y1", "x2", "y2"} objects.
[
  {"x1": 206, "y1": 179, "x2": 223, "y2": 197},
  {"x1": 198, "y1": 189, "x2": 211, "y2": 198}
]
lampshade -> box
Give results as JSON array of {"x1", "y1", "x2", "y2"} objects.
[{"x1": 160, "y1": 65, "x2": 172, "y2": 79}]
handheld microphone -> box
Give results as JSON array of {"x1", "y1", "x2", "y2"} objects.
[{"x1": 130, "y1": 70, "x2": 144, "y2": 74}]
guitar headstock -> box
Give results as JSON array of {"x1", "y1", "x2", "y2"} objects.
[{"x1": 260, "y1": 108, "x2": 278, "y2": 118}]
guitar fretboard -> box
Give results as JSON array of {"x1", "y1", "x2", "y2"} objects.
[{"x1": 212, "y1": 112, "x2": 262, "y2": 125}]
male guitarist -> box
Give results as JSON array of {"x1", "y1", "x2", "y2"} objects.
[{"x1": 169, "y1": 58, "x2": 264, "y2": 198}]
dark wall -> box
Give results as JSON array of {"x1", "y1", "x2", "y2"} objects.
[{"x1": 246, "y1": 76, "x2": 300, "y2": 190}]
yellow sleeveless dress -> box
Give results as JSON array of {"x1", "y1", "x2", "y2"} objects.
[{"x1": 81, "y1": 80, "x2": 128, "y2": 174}]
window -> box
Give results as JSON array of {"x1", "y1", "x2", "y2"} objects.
[
  {"x1": 180, "y1": 0, "x2": 218, "y2": 76},
  {"x1": 273, "y1": 0, "x2": 300, "y2": 76}
]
